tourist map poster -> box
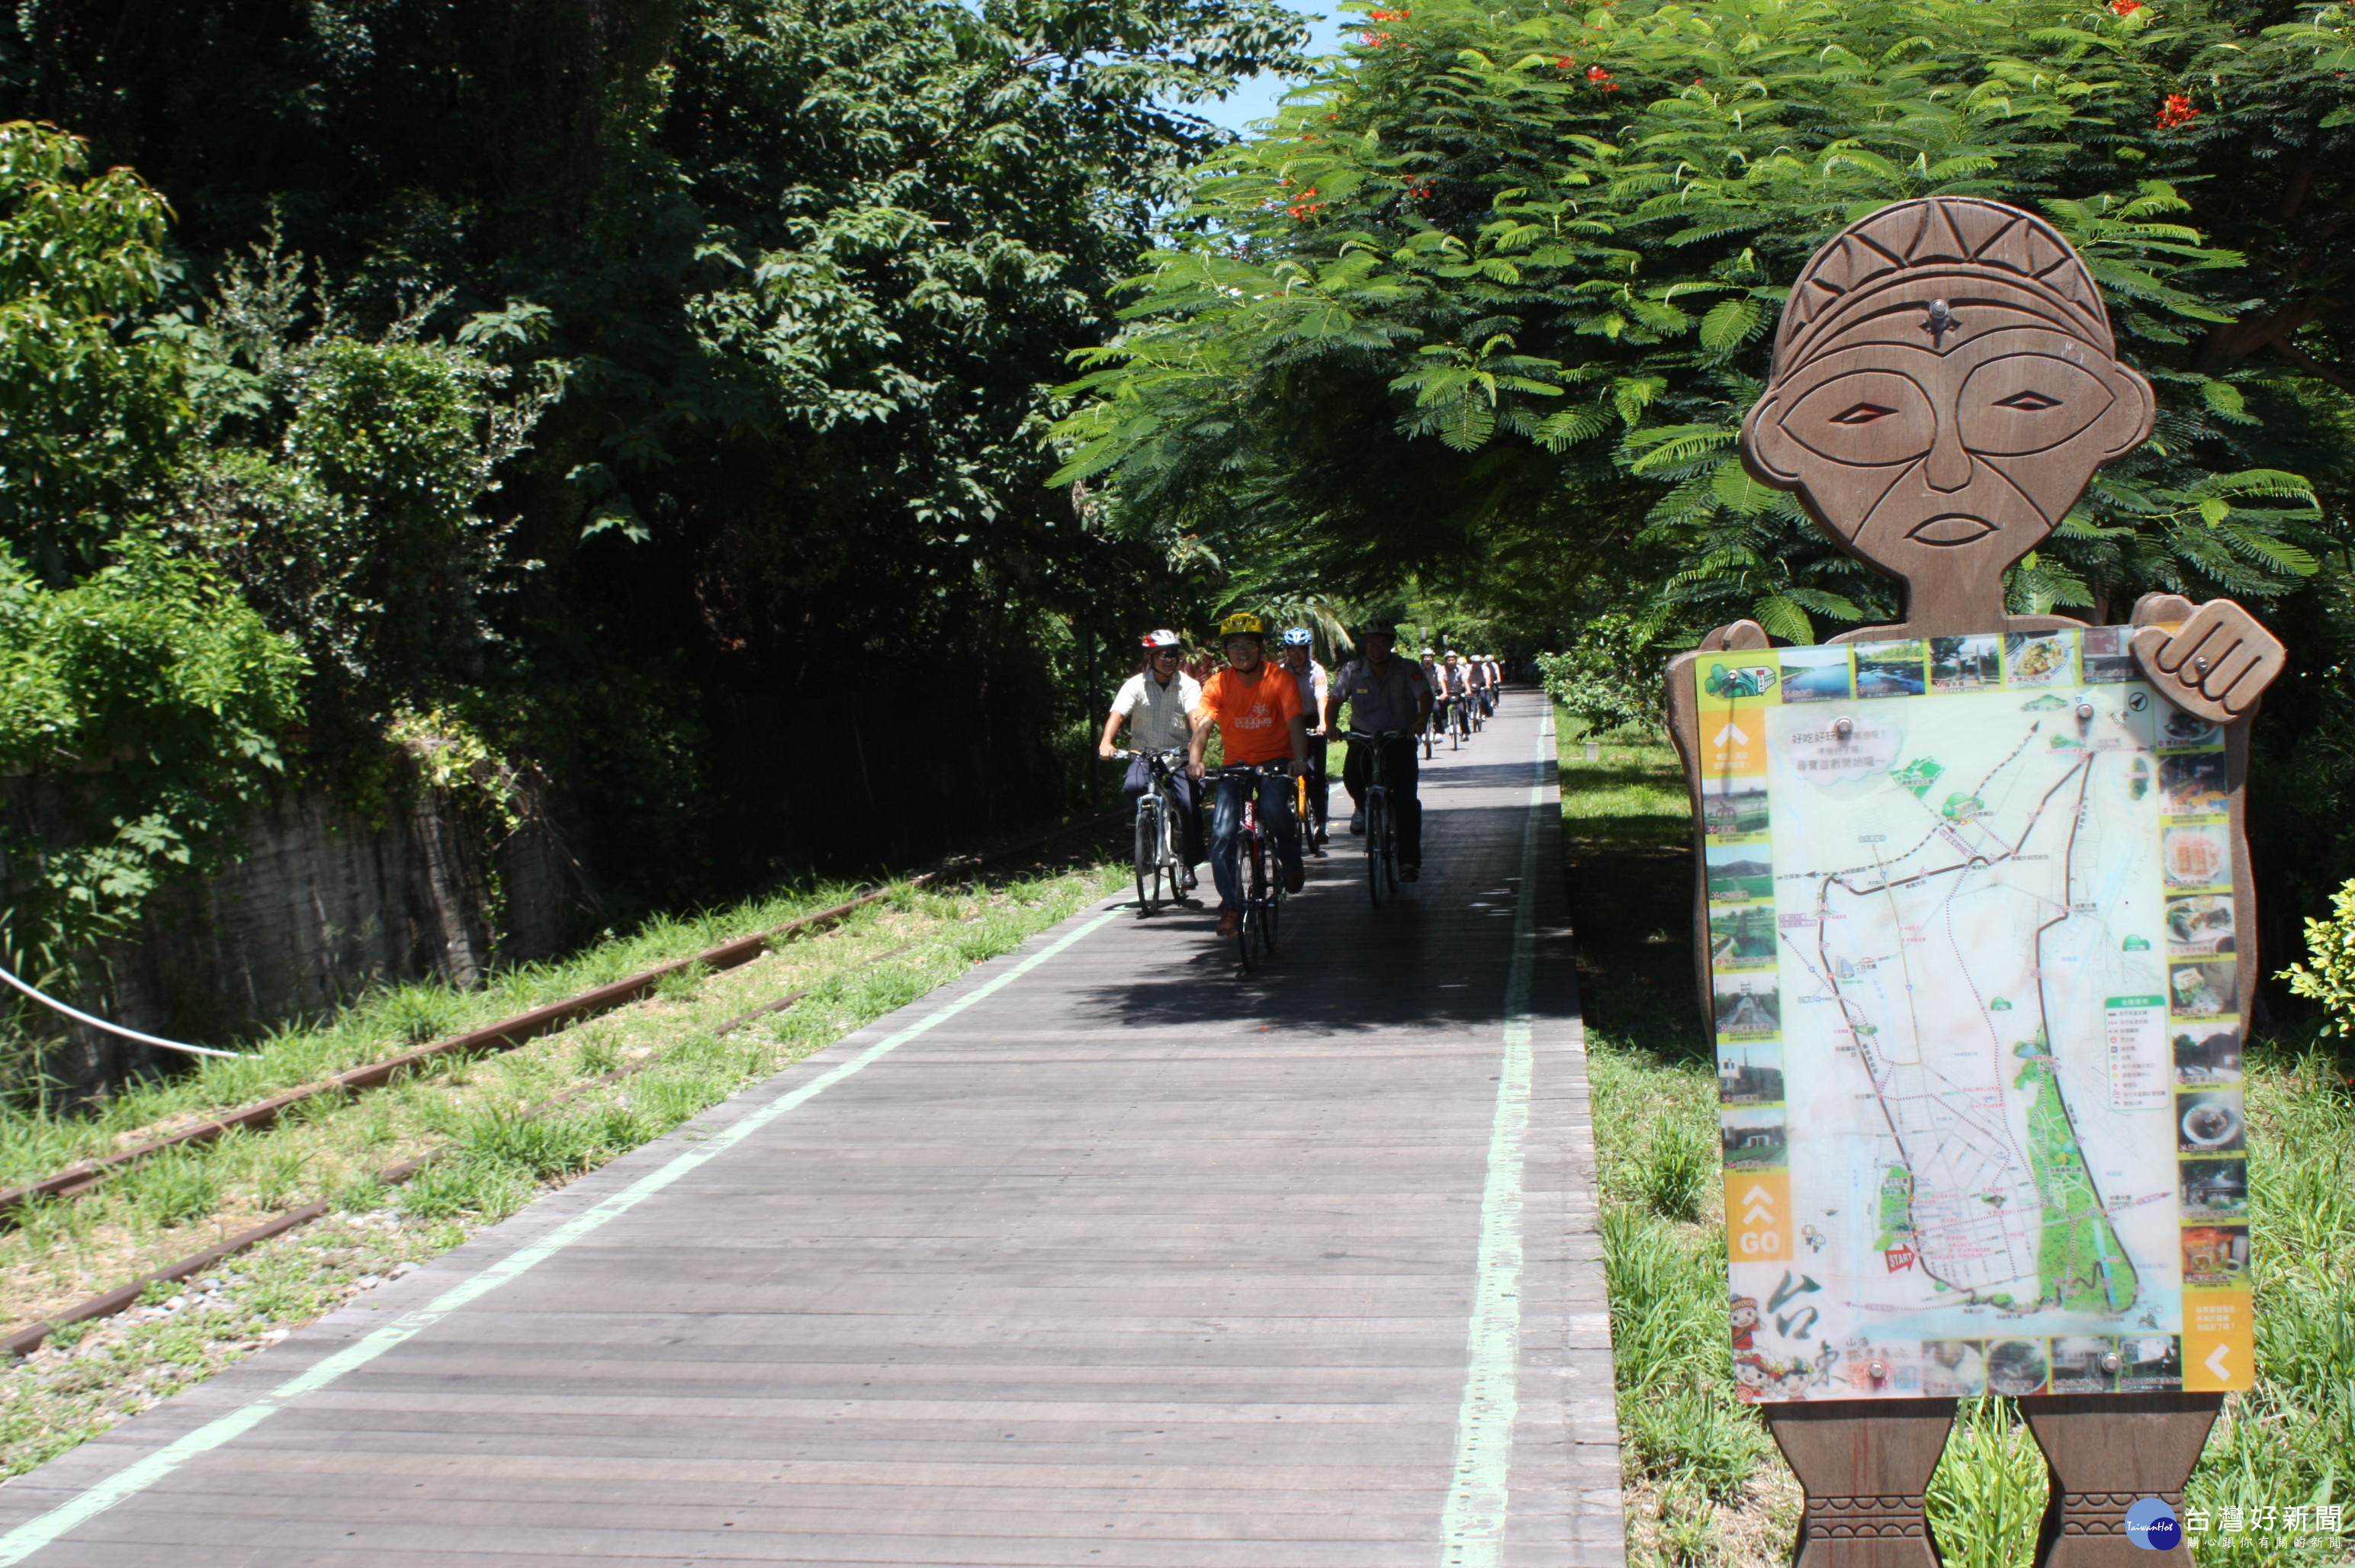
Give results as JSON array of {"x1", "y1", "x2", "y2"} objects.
[{"x1": 1695, "y1": 626, "x2": 2254, "y2": 1403}]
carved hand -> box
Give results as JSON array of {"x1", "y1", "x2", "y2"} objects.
[{"x1": 2129, "y1": 599, "x2": 2285, "y2": 725}]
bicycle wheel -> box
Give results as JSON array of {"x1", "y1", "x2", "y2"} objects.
[
  {"x1": 1365, "y1": 792, "x2": 1389, "y2": 908},
  {"x1": 1133, "y1": 800, "x2": 1161, "y2": 916},
  {"x1": 1159, "y1": 793, "x2": 1186, "y2": 899},
  {"x1": 1381, "y1": 812, "x2": 1400, "y2": 899},
  {"x1": 1235, "y1": 831, "x2": 1262, "y2": 971}
]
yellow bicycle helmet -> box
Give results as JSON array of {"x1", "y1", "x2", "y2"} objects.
[{"x1": 1217, "y1": 612, "x2": 1267, "y2": 639}]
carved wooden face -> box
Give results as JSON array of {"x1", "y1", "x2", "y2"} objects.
[{"x1": 1742, "y1": 275, "x2": 2153, "y2": 590}]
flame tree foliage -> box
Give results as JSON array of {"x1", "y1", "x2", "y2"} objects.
[
  {"x1": 0, "y1": 0, "x2": 1308, "y2": 983},
  {"x1": 1051, "y1": 0, "x2": 2355, "y2": 967}
]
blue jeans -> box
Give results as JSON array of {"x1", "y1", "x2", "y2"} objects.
[
  {"x1": 1122, "y1": 757, "x2": 1204, "y2": 866},
  {"x1": 1207, "y1": 770, "x2": 1302, "y2": 910}
]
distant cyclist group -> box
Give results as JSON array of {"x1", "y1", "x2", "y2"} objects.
[{"x1": 1096, "y1": 613, "x2": 1508, "y2": 949}]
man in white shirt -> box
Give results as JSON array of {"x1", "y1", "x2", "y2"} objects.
[
  {"x1": 1277, "y1": 628, "x2": 1331, "y2": 847},
  {"x1": 1327, "y1": 622, "x2": 1435, "y2": 880},
  {"x1": 1418, "y1": 646, "x2": 1448, "y2": 741},
  {"x1": 1099, "y1": 628, "x2": 1204, "y2": 885}
]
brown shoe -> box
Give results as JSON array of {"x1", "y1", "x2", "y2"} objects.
[
  {"x1": 1217, "y1": 908, "x2": 1243, "y2": 936},
  {"x1": 1282, "y1": 864, "x2": 1305, "y2": 895}
]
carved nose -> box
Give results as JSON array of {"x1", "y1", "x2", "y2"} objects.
[{"x1": 1925, "y1": 420, "x2": 1973, "y2": 493}]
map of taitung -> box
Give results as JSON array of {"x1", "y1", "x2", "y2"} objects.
[{"x1": 1700, "y1": 630, "x2": 2245, "y2": 1403}]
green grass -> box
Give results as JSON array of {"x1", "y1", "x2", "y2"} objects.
[
  {"x1": 1559, "y1": 708, "x2": 2355, "y2": 1567},
  {"x1": 0, "y1": 859, "x2": 1124, "y2": 1480},
  {"x1": 0, "y1": 879, "x2": 949, "y2": 1186}
]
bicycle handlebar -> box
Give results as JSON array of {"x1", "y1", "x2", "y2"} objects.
[
  {"x1": 1110, "y1": 747, "x2": 1189, "y2": 763},
  {"x1": 1344, "y1": 730, "x2": 1414, "y2": 743}
]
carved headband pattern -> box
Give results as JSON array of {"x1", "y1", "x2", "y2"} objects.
[{"x1": 1772, "y1": 198, "x2": 2115, "y2": 378}]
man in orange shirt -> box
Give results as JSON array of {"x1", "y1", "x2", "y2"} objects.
[{"x1": 1188, "y1": 612, "x2": 1311, "y2": 935}]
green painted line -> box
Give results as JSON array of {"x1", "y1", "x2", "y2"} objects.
[
  {"x1": 0, "y1": 905, "x2": 1124, "y2": 1566},
  {"x1": 1439, "y1": 712, "x2": 1550, "y2": 1566}
]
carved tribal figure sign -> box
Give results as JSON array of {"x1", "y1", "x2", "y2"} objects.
[{"x1": 1663, "y1": 196, "x2": 2285, "y2": 1560}]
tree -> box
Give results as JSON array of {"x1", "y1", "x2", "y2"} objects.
[{"x1": 1053, "y1": 0, "x2": 2355, "y2": 647}]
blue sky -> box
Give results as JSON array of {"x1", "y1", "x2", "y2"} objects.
[{"x1": 1193, "y1": 11, "x2": 1353, "y2": 135}]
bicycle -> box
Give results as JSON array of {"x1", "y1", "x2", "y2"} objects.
[
  {"x1": 1421, "y1": 702, "x2": 1438, "y2": 760},
  {"x1": 1296, "y1": 755, "x2": 1326, "y2": 859},
  {"x1": 1113, "y1": 747, "x2": 1190, "y2": 917},
  {"x1": 1451, "y1": 692, "x2": 1473, "y2": 747},
  {"x1": 1346, "y1": 731, "x2": 1406, "y2": 907},
  {"x1": 1210, "y1": 760, "x2": 1296, "y2": 972},
  {"x1": 1470, "y1": 686, "x2": 1489, "y2": 732}
]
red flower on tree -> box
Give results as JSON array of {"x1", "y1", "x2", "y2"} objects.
[
  {"x1": 2156, "y1": 92, "x2": 2198, "y2": 128},
  {"x1": 1368, "y1": 8, "x2": 1409, "y2": 19},
  {"x1": 1554, "y1": 54, "x2": 1577, "y2": 69},
  {"x1": 1586, "y1": 63, "x2": 1618, "y2": 89},
  {"x1": 2109, "y1": 0, "x2": 2145, "y2": 14}
]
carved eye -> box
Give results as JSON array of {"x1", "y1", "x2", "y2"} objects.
[
  {"x1": 1782, "y1": 371, "x2": 1935, "y2": 466},
  {"x1": 1958, "y1": 357, "x2": 2112, "y2": 455}
]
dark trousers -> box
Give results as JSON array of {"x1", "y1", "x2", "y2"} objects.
[
  {"x1": 1207, "y1": 770, "x2": 1302, "y2": 910},
  {"x1": 1342, "y1": 736, "x2": 1423, "y2": 867},
  {"x1": 1302, "y1": 741, "x2": 1329, "y2": 834},
  {"x1": 1123, "y1": 757, "x2": 1204, "y2": 865}
]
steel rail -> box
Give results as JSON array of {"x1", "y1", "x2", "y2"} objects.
[
  {"x1": 0, "y1": 811, "x2": 1122, "y2": 1224},
  {"x1": 1, "y1": 917, "x2": 1031, "y2": 1356}
]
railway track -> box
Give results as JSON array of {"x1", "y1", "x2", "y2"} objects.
[{"x1": 1, "y1": 815, "x2": 1119, "y2": 1354}]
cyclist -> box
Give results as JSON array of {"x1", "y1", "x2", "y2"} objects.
[
  {"x1": 1473, "y1": 652, "x2": 1498, "y2": 719},
  {"x1": 1188, "y1": 612, "x2": 1310, "y2": 937},
  {"x1": 1098, "y1": 628, "x2": 1204, "y2": 888},
  {"x1": 1326, "y1": 621, "x2": 1433, "y2": 882},
  {"x1": 1277, "y1": 628, "x2": 1331, "y2": 847},
  {"x1": 1441, "y1": 651, "x2": 1475, "y2": 735},
  {"x1": 1418, "y1": 646, "x2": 1449, "y2": 741}
]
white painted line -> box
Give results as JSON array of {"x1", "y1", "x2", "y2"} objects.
[
  {"x1": 1438, "y1": 708, "x2": 1550, "y2": 1566},
  {"x1": 0, "y1": 907, "x2": 1124, "y2": 1566}
]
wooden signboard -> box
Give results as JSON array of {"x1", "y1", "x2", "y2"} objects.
[{"x1": 1663, "y1": 198, "x2": 2285, "y2": 1566}]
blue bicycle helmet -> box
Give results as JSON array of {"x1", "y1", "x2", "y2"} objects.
[{"x1": 1280, "y1": 628, "x2": 1314, "y2": 647}]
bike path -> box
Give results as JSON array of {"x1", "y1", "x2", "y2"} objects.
[{"x1": 0, "y1": 692, "x2": 1624, "y2": 1567}]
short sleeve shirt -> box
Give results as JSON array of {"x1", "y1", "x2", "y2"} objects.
[
  {"x1": 1110, "y1": 670, "x2": 1201, "y2": 752},
  {"x1": 1331, "y1": 657, "x2": 1431, "y2": 736},
  {"x1": 1195, "y1": 666, "x2": 1305, "y2": 765},
  {"x1": 1281, "y1": 658, "x2": 1328, "y2": 727}
]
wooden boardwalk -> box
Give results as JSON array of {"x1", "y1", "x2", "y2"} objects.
[{"x1": 0, "y1": 692, "x2": 1624, "y2": 1566}]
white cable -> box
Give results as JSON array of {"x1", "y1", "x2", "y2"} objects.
[{"x1": 0, "y1": 962, "x2": 255, "y2": 1059}]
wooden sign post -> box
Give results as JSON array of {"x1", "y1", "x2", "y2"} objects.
[{"x1": 1663, "y1": 198, "x2": 2284, "y2": 1566}]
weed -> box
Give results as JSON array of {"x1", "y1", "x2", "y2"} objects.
[
  {"x1": 1923, "y1": 1399, "x2": 2045, "y2": 1568},
  {"x1": 399, "y1": 1159, "x2": 528, "y2": 1223},
  {"x1": 116, "y1": 1152, "x2": 220, "y2": 1232},
  {"x1": 654, "y1": 962, "x2": 710, "y2": 1004},
  {"x1": 252, "y1": 1146, "x2": 306, "y2": 1211},
  {"x1": 1640, "y1": 1121, "x2": 1713, "y2": 1223},
  {"x1": 377, "y1": 986, "x2": 464, "y2": 1046},
  {"x1": 575, "y1": 1035, "x2": 621, "y2": 1075}
]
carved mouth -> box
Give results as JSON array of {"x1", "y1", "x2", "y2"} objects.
[{"x1": 1907, "y1": 516, "x2": 1997, "y2": 547}]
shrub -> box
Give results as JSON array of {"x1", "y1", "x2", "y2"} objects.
[{"x1": 2281, "y1": 877, "x2": 2355, "y2": 1036}]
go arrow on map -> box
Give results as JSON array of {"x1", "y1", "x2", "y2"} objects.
[
  {"x1": 1714, "y1": 721, "x2": 1749, "y2": 747},
  {"x1": 2205, "y1": 1341, "x2": 2232, "y2": 1382},
  {"x1": 1740, "y1": 1184, "x2": 1776, "y2": 1226}
]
